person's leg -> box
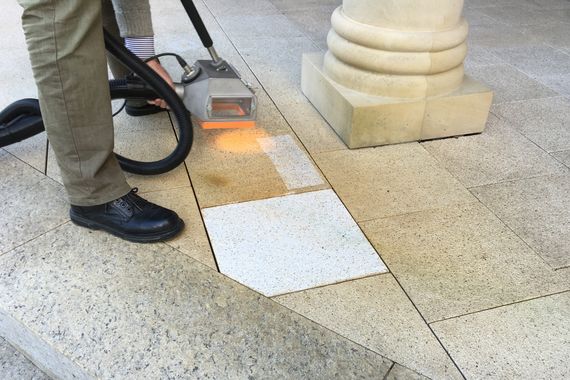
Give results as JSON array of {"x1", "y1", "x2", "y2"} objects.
[
  {"x1": 17, "y1": 0, "x2": 184, "y2": 242},
  {"x1": 18, "y1": 0, "x2": 131, "y2": 206},
  {"x1": 101, "y1": 0, "x2": 130, "y2": 80}
]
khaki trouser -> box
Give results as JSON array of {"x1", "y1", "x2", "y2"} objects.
[{"x1": 18, "y1": 0, "x2": 131, "y2": 206}]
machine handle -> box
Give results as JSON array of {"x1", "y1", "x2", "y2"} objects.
[{"x1": 180, "y1": 0, "x2": 213, "y2": 48}]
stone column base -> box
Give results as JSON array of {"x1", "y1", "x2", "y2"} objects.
[{"x1": 302, "y1": 53, "x2": 493, "y2": 149}]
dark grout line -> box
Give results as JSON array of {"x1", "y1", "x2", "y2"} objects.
[
  {"x1": 271, "y1": 272, "x2": 392, "y2": 298},
  {"x1": 166, "y1": 111, "x2": 221, "y2": 273},
  {"x1": 382, "y1": 362, "x2": 396, "y2": 380},
  {"x1": 429, "y1": 289, "x2": 570, "y2": 325},
  {"x1": 4, "y1": 149, "x2": 46, "y2": 177},
  {"x1": 0, "y1": 220, "x2": 71, "y2": 258}
]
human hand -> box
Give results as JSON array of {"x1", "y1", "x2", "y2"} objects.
[{"x1": 146, "y1": 59, "x2": 174, "y2": 109}]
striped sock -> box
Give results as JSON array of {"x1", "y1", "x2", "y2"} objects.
[{"x1": 124, "y1": 36, "x2": 156, "y2": 61}]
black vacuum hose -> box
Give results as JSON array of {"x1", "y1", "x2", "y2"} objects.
[
  {"x1": 0, "y1": 29, "x2": 193, "y2": 176},
  {"x1": 103, "y1": 29, "x2": 193, "y2": 175}
]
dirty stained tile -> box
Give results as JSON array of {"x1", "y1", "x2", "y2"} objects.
[
  {"x1": 186, "y1": 127, "x2": 294, "y2": 208},
  {"x1": 203, "y1": 189, "x2": 387, "y2": 296},
  {"x1": 431, "y1": 292, "x2": 570, "y2": 380},
  {"x1": 361, "y1": 202, "x2": 568, "y2": 322},
  {"x1": 314, "y1": 143, "x2": 476, "y2": 221},
  {"x1": 275, "y1": 275, "x2": 463, "y2": 380}
]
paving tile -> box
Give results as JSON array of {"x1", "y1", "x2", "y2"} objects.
[
  {"x1": 520, "y1": 23, "x2": 570, "y2": 51},
  {"x1": 468, "y1": 24, "x2": 540, "y2": 49},
  {"x1": 283, "y1": 6, "x2": 336, "y2": 48},
  {"x1": 275, "y1": 274, "x2": 463, "y2": 380},
  {"x1": 468, "y1": 64, "x2": 558, "y2": 104},
  {"x1": 0, "y1": 337, "x2": 49, "y2": 380},
  {"x1": 2, "y1": 133, "x2": 47, "y2": 175},
  {"x1": 552, "y1": 150, "x2": 570, "y2": 167},
  {"x1": 431, "y1": 292, "x2": 570, "y2": 380},
  {"x1": 480, "y1": 6, "x2": 560, "y2": 26},
  {"x1": 203, "y1": 189, "x2": 387, "y2": 296},
  {"x1": 422, "y1": 114, "x2": 568, "y2": 188},
  {"x1": 236, "y1": 36, "x2": 318, "y2": 104},
  {"x1": 186, "y1": 128, "x2": 304, "y2": 208},
  {"x1": 257, "y1": 134, "x2": 325, "y2": 190},
  {"x1": 539, "y1": 73, "x2": 570, "y2": 98},
  {"x1": 471, "y1": 174, "x2": 570, "y2": 269},
  {"x1": 463, "y1": 7, "x2": 501, "y2": 26},
  {"x1": 464, "y1": 46, "x2": 504, "y2": 70},
  {"x1": 314, "y1": 143, "x2": 476, "y2": 222},
  {"x1": 386, "y1": 364, "x2": 430, "y2": 380},
  {"x1": 360, "y1": 203, "x2": 568, "y2": 322},
  {"x1": 277, "y1": 99, "x2": 346, "y2": 154},
  {"x1": 491, "y1": 46, "x2": 570, "y2": 79},
  {"x1": 202, "y1": 0, "x2": 280, "y2": 16},
  {"x1": 216, "y1": 14, "x2": 305, "y2": 42},
  {"x1": 143, "y1": 187, "x2": 216, "y2": 269},
  {"x1": 0, "y1": 150, "x2": 68, "y2": 256},
  {"x1": 0, "y1": 223, "x2": 394, "y2": 379},
  {"x1": 493, "y1": 96, "x2": 570, "y2": 153},
  {"x1": 185, "y1": 89, "x2": 326, "y2": 208}
]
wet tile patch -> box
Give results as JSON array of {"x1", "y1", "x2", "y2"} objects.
[
  {"x1": 258, "y1": 135, "x2": 324, "y2": 190},
  {"x1": 203, "y1": 189, "x2": 387, "y2": 296}
]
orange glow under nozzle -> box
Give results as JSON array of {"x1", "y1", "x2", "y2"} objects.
[{"x1": 198, "y1": 120, "x2": 256, "y2": 129}]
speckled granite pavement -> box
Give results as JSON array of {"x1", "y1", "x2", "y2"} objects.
[{"x1": 1, "y1": 0, "x2": 570, "y2": 378}]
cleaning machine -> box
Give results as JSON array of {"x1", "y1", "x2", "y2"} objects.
[{"x1": 0, "y1": 0, "x2": 257, "y2": 175}]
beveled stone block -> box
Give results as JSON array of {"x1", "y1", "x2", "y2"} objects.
[{"x1": 302, "y1": 53, "x2": 493, "y2": 148}]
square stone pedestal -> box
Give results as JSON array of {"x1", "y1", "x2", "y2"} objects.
[{"x1": 301, "y1": 53, "x2": 493, "y2": 149}]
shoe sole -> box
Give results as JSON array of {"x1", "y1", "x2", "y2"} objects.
[
  {"x1": 125, "y1": 105, "x2": 165, "y2": 117},
  {"x1": 70, "y1": 212, "x2": 185, "y2": 243}
]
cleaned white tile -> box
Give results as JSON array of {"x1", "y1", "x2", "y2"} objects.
[
  {"x1": 203, "y1": 189, "x2": 387, "y2": 296},
  {"x1": 258, "y1": 135, "x2": 324, "y2": 190}
]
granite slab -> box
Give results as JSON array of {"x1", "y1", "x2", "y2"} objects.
[
  {"x1": 203, "y1": 189, "x2": 387, "y2": 296},
  {"x1": 0, "y1": 222, "x2": 393, "y2": 379},
  {"x1": 552, "y1": 150, "x2": 570, "y2": 167},
  {"x1": 471, "y1": 174, "x2": 570, "y2": 269},
  {"x1": 361, "y1": 203, "x2": 569, "y2": 322},
  {"x1": 0, "y1": 150, "x2": 68, "y2": 256},
  {"x1": 432, "y1": 292, "x2": 570, "y2": 379},
  {"x1": 275, "y1": 274, "x2": 463, "y2": 379}
]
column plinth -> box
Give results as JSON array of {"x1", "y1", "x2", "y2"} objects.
[{"x1": 301, "y1": 0, "x2": 493, "y2": 148}]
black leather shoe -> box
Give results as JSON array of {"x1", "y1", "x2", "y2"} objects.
[{"x1": 70, "y1": 188, "x2": 184, "y2": 243}]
